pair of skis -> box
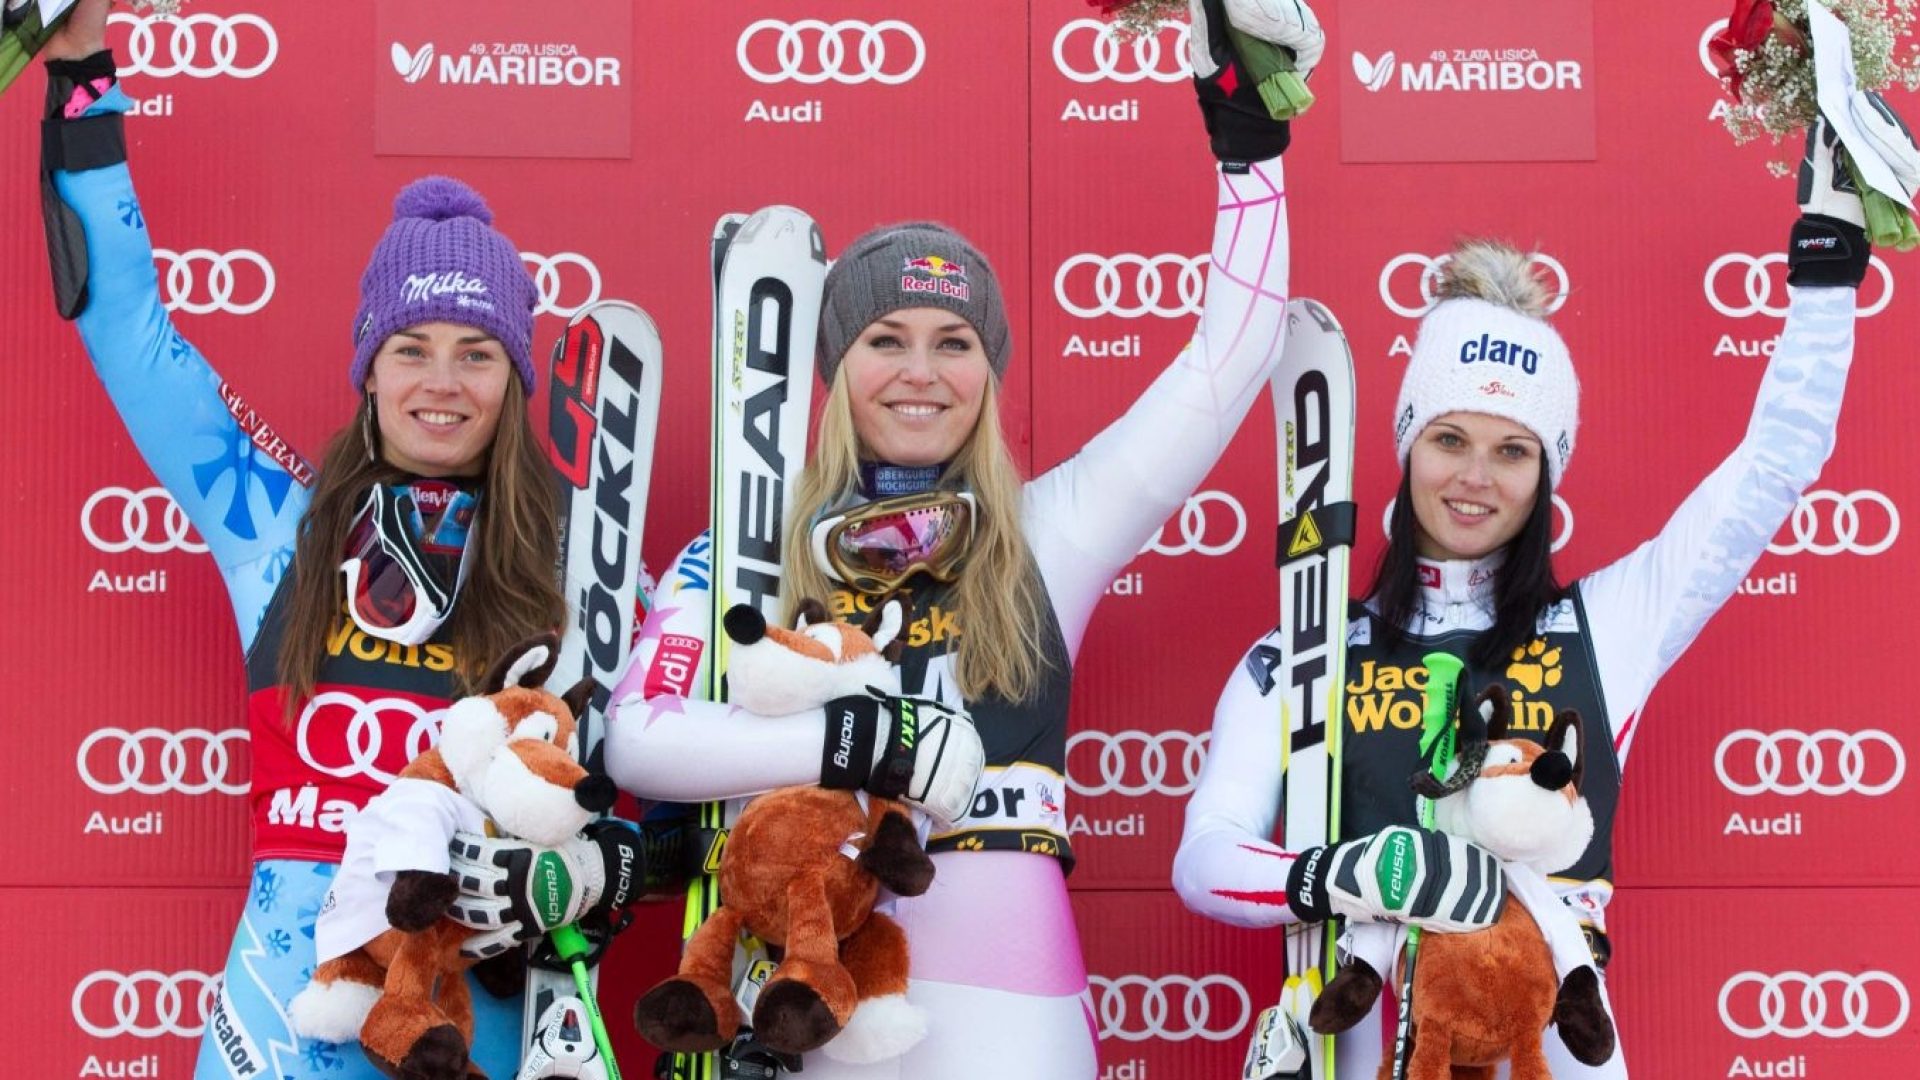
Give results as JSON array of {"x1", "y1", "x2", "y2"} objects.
[
  {"x1": 530, "y1": 206, "x2": 826, "y2": 1080},
  {"x1": 677, "y1": 205, "x2": 827, "y2": 1080},
  {"x1": 1244, "y1": 299, "x2": 1356, "y2": 1080}
]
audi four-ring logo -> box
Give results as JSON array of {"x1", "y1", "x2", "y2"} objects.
[
  {"x1": 1718, "y1": 970, "x2": 1910, "y2": 1038},
  {"x1": 1700, "y1": 20, "x2": 1728, "y2": 80},
  {"x1": 1379, "y1": 252, "x2": 1570, "y2": 319},
  {"x1": 78, "y1": 727, "x2": 248, "y2": 797},
  {"x1": 1715, "y1": 729, "x2": 1906, "y2": 797},
  {"x1": 1090, "y1": 974, "x2": 1252, "y2": 1042},
  {"x1": 82, "y1": 487, "x2": 207, "y2": 554},
  {"x1": 111, "y1": 12, "x2": 277, "y2": 79},
  {"x1": 1768, "y1": 489, "x2": 1900, "y2": 556},
  {"x1": 1057, "y1": 253, "x2": 1208, "y2": 319},
  {"x1": 520, "y1": 252, "x2": 603, "y2": 318},
  {"x1": 1053, "y1": 18, "x2": 1191, "y2": 84},
  {"x1": 1142, "y1": 490, "x2": 1246, "y2": 557},
  {"x1": 1067, "y1": 729, "x2": 1209, "y2": 798},
  {"x1": 153, "y1": 248, "x2": 275, "y2": 316},
  {"x1": 71, "y1": 970, "x2": 220, "y2": 1038},
  {"x1": 295, "y1": 693, "x2": 440, "y2": 785},
  {"x1": 737, "y1": 19, "x2": 925, "y2": 85},
  {"x1": 1704, "y1": 253, "x2": 1893, "y2": 318},
  {"x1": 1382, "y1": 495, "x2": 1573, "y2": 553}
]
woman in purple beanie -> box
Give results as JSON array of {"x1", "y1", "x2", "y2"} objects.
[{"x1": 39, "y1": 3, "x2": 565, "y2": 1076}]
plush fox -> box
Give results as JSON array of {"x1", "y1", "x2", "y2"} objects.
[
  {"x1": 1311, "y1": 688, "x2": 1615, "y2": 1080},
  {"x1": 634, "y1": 598, "x2": 937, "y2": 1065},
  {"x1": 289, "y1": 635, "x2": 614, "y2": 1080}
]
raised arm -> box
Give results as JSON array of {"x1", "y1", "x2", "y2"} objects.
[{"x1": 41, "y1": 4, "x2": 310, "y2": 646}]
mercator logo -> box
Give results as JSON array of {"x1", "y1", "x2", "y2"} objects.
[
  {"x1": 392, "y1": 42, "x2": 434, "y2": 83},
  {"x1": 1353, "y1": 51, "x2": 1396, "y2": 92}
]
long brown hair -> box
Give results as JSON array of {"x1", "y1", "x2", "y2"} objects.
[
  {"x1": 783, "y1": 374, "x2": 1052, "y2": 703},
  {"x1": 277, "y1": 382, "x2": 565, "y2": 711}
]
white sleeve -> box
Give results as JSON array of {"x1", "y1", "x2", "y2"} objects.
[
  {"x1": 1580, "y1": 285, "x2": 1854, "y2": 766},
  {"x1": 1025, "y1": 157, "x2": 1292, "y2": 657},
  {"x1": 367, "y1": 778, "x2": 485, "y2": 878},
  {"x1": 1171, "y1": 629, "x2": 1305, "y2": 929}
]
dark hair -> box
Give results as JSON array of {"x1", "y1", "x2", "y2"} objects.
[
  {"x1": 276, "y1": 384, "x2": 565, "y2": 715},
  {"x1": 1365, "y1": 465, "x2": 1565, "y2": 670}
]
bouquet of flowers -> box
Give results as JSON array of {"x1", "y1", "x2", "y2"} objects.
[
  {"x1": 1, "y1": 0, "x2": 181, "y2": 97},
  {"x1": 1087, "y1": 0, "x2": 1316, "y2": 120},
  {"x1": 1709, "y1": 0, "x2": 1920, "y2": 247}
]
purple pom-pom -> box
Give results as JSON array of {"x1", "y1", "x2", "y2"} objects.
[{"x1": 392, "y1": 175, "x2": 493, "y2": 225}]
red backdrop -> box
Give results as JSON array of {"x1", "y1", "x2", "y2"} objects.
[{"x1": 3, "y1": 2, "x2": 1916, "y2": 1077}]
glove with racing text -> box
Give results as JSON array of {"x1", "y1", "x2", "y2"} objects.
[
  {"x1": 1285, "y1": 825, "x2": 1506, "y2": 934},
  {"x1": 1188, "y1": 0, "x2": 1324, "y2": 164},
  {"x1": 818, "y1": 692, "x2": 984, "y2": 829},
  {"x1": 448, "y1": 816, "x2": 691, "y2": 962},
  {"x1": 1791, "y1": 112, "x2": 1874, "y2": 288}
]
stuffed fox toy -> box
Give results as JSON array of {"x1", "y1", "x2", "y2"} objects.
[
  {"x1": 1311, "y1": 687, "x2": 1616, "y2": 1080},
  {"x1": 289, "y1": 635, "x2": 615, "y2": 1080},
  {"x1": 634, "y1": 598, "x2": 937, "y2": 1065}
]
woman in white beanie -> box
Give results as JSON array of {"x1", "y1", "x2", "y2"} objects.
[{"x1": 1173, "y1": 113, "x2": 1883, "y2": 1075}]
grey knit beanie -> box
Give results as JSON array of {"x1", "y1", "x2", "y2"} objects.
[{"x1": 817, "y1": 222, "x2": 1010, "y2": 386}]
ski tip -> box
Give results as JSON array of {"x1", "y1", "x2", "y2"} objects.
[
  {"x1": 1286, "y1": 297, "x2": 1344, "y2": 336},
  {"x1": 568, "y1": 299, "x2": 661, "y2": 339}
]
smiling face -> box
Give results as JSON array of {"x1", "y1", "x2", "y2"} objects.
[
  {"x1": 841, "y1": 307, "x2": 993, "y2": 467},
  {"x1": 363, "y1": 321, "x2": 513, "y2": 477},
  {"x1": 1406, "y1": 411, "x2": 1542, "y2": 561}
]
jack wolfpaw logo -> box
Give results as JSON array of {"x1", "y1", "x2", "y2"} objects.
[
  {"x1": 956, "y1": 836, "x2": 986, "y2": 852},
  {"x1": 1505, "y1": 639, "x2": 1563, "y2": 694},
  {"x1": 1352, "y1": 51, "x2": 1396, "y2": 92}
]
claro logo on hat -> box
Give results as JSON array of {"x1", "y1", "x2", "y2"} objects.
[
  {"x1": 900, "y1": 256, "x2": 970, "y2": 300},
  {"x1": 1458, "y1": 333, "x2": 1540, "y2": 374},
  {"x1": 402, "y1": 270, "x2": 495, "y2": 311}
]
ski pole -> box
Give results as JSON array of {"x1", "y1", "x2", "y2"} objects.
[
  {"x1": 1389, "y1": 651, "x2": 1463, "y2": 1080},
  {"x1": 549, "y1": 924, "x2": 622, "y2": 1080}
]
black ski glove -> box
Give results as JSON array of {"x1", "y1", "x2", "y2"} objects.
[
  {"x1": 1285, "y1": 825, "x2": 1506, "y2": 933},
  {"x1": 41, "y1": 48, "x2": 122, "y2": 319},
  {"x1": 818, "y1": 692, "x2": 984, "y2": 828},
  {"x1": 1189, "y1": 0, "x2": 1324, "y2": 165},
  {"x1": 1790, "y1": 114, "x2": 1872, "y2": 288}
]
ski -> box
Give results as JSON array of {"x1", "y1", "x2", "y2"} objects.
[
  {"x1": 673, "y1": 205, "x2": 826, "y2": 1080},
  {"x1": 523, "y1": 299, "x2": 664, "y2": 1079},
  {"x1": 1246, "y1": 298, "x2": 1356, "y2": 1080}
]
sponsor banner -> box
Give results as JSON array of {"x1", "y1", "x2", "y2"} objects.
[
  {"x1": 375, "y1": 0, "x2": 632, "y2": 158},
  {"x1": 1608, "y1": 888, "x2": 1919, "y2": 1077},
  {"x1": 1340, "y1": 0, "x2": 1597, "y2": 161},
  {"x1": 1074, "y1": 891, "x2": 1282, "y2": 1079}
]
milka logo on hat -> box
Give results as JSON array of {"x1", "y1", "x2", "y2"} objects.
[
  {"x1": 900, "y1": 255, "x2": 970, "y2": 300},
  {"x1": 402, "y1": 270, "x2": 494, "y2": 308},
  {"x1": 1458, "y1": 332, "x2": 1539, "y2": 375}
]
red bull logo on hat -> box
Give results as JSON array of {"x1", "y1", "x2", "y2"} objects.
[{"x1": 901, "y1": 254, "x2": 972, "y2": 300}]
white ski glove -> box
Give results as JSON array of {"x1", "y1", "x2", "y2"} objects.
[
  {"x1": 1284, "y1": 825, "x2": 1507, "y2": 934},
  {"x1": 820, "y1": 693, "x2": 984, "y2": 829},
  {"x1": 1188, "y1": 0, "x2": 1325, "y2": 81}
]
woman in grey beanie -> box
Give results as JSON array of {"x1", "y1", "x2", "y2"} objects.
[
  {"x1": 596, "y1": 3, "x2": 1324, "y2": 1076},
  {"x1": 38, "y1": 4, "x2": 565, "y2": 1077}
]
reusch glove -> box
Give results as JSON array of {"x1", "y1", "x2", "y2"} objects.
[
  {"x1": 1285, "y1": 825, "x2": 1506, "y2": 933},
  {"x1": 1791, "y1": 113, "x2": 1872, "y2": 288},
  {"x1": 448, "y1": 818, "x2": 673, "y2": 961},
  {"x1": 1188, "y1": 0, "x2": 1324, "y2": 164},
  {"x1": 819, "y1": 693, "x2": 984, "y2": 829}
]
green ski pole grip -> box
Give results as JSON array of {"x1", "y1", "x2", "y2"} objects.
[
  {"x1": 1225, "y1": 25, "x2": 1315, "y2": 121},
  {"x1": 549, "y1": 924, "x2": 623, "y2": 1080},
  {"x1": 1417, "y1": 652, "x2": 1465, "y2": 769}
]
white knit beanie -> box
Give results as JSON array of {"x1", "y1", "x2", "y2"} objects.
[{"x1": 1393, "y1": 295, "x2": 1579, "y2": 484}]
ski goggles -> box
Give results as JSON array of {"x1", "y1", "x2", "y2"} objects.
[
  {"x1": 341, "y1": 481, "x2": 478, "y2": 646},
  {"x1": 810, "y1": 491, "x2": 976, "y2": 594}
]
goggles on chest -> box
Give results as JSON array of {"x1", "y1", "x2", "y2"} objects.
[
  {"x1": 810, "y1": 491, "x2": 975, "y2": 595},
  {"x1": 341, "y1": 481, "x2": 478, "y2": 646}
]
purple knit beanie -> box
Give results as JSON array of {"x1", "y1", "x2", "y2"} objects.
[{"x1": 348, "y1": 176, "x2": 537, "y2": 393}]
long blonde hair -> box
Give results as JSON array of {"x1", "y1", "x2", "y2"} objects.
[
  {"x1": 277, "y1": 381, "x2": 566, "y2": 712},
  {"x1": 783, "y1": 373, "x2": 1052, "y2": 703}
]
